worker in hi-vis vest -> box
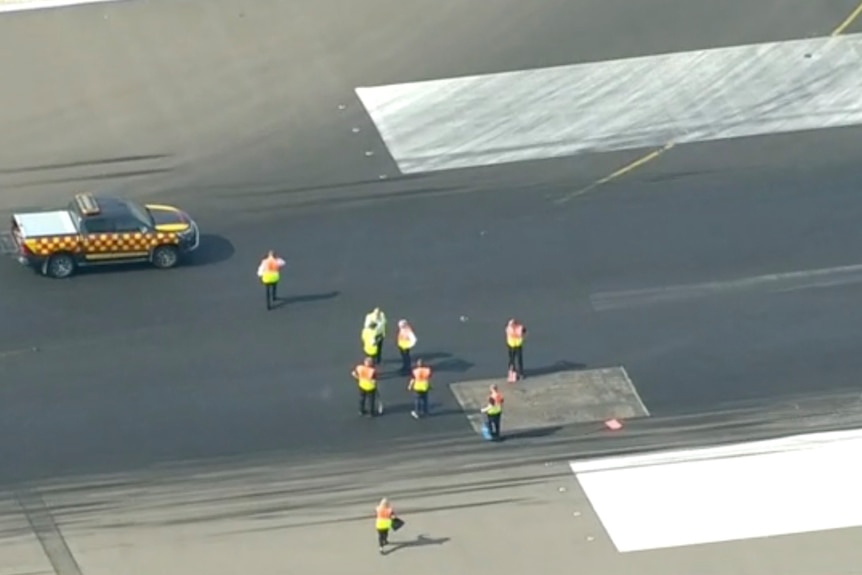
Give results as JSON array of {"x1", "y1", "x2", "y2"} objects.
[
  {"x1": 361, "y1": 323, "x2": 380, "y2": 364},
  {"x1": 352, "y1": 357, "x2": 378, "y2": 416},
  {"x1": 407, "y1": 358, "x2": 431, "y2": 419},
  {"x1": 396, "y1": 319, "x2": 417, "y2": 375},
  {"x1": 505, "y1": 318, "x2": 526, "y2": 380},
  {"x1": 481, "y1": 396, "x2": 502, "y2": 440},
  {"x1": 363, "y1": 308, "x2": 387, "y2": 364},
  {"x1": 375, "y1": 498, "x2": 397, "y2": 553},
  {"x1": 257, "y1": 250, "x2": 285, "y2": 310}
]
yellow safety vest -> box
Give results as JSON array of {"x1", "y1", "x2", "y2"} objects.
[
  {"x1": 506, "y1": 325, "x2": 524, "y2": 347},
  {"x1": 362, "y1": 328, "x2": 378, "y2": 356},
  {"x1": 412, "y1": 368, "x2": 430, "y2": 392},
  {"x1": 397, "y1": 327, "x2": 416, "y2": 350},
  {"x1": 259, "y1": 257, "x2": 281, "y2": 284},
  {"x1": 375, "y1": 507, "x2": 393, "y2": 530},
  {"x1": 365, "y1": 313, "x2": 386, "y2": 336},
  {"x1": 356, "y1": 366, "x2": 376, "y2": 391}
]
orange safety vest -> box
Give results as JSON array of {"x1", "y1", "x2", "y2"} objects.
[
  {"x1": 506, "y1": 323, "x2": 524, "y2": 347},
  {"x1": 355, "y1": 364, "x2": 376, "y2": 391},
  {"x1": 259, "y1": 256, "x2": 281, "y2": 284},
  {"x1": 375, "y1": 505, "x2": 393, "y2": 530},
  {"x1": 261, "y1": 257, "x2": 279, "y2": 272},
  {"x1": 490, "y1": 389, "x2": 504, "y2": 406},
  {"x1": 411, "y1": 366, "x2": 431, "y2": 392}
]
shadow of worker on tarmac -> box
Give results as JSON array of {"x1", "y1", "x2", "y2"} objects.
[
  {"x1": 383, "y1": 534, "x2": 451, "y2": 555},
  {"x1": 269, "y1": 290, "x2": 340, "y2": 310}
]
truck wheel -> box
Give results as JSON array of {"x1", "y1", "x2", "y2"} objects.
[
  {"x1": 151, "y1": 245, "x2": 179, "y2": 269},
  {"x1": 45, "y1": 253, "x2": 76, "y2": 279}
]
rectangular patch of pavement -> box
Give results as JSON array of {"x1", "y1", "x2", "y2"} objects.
[{"x1": 449, "y1": 367, "x2": 649, "y2": 435}]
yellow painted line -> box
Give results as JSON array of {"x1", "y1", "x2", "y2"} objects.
[
  {"x1": 84, "y1": 253, "x2": 138, "y2": 260},
  {"x1": 833, "y1": 0, "x2": 862, "y2": 35},
  {"x1": 554, "y1": 142, "x2": 675, "y2": 205},
  {"x1": 145, "y1": 203, "x2": 181, "y2": 212},
  {"x1": 552, "y1": 3, "x2": 861, "y2": 208},
  {"x1": 155, "y1": 223, "x2": 189, "y2": 233}
]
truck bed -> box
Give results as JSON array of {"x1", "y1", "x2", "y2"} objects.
[{"x1": 12, "y1": 211, "x2": 78, "y2": 237}]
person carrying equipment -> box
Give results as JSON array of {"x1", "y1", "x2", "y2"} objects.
[
  {"x1": 257, "y1": 250, "x2": 285, "y2": 310},
  {"x1": 408, "y1": 358, "x2": 431, "y2": 419},
  {"x1": 375, "y1": 498, "x2": 397, "y2": 553},
  {"x1": 364, "y1": 308, "x2": 387, "y2": 364},
  {"x1": 396, "y1": 319, "x2": 418, "y2": 375},
  {"x1": 352, "y1": 357, "x2": 378, "y2": 416},
  {"x1": 505, "y1": 318, "x2": 527, "y2": 380},
  {"x1": 481, "y1": 396, "x2": 502, "y2": 440},
  {"x1": 361, "y1": 324, "x2": 380, "y2": 364}
]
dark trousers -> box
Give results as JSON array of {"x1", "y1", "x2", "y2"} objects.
[
  {"x1": 399, "y1": 347, "x2": 411, "y2": 374},
  {"x1": 377, "y1": 528, "x2": 389, "y2": 547},
  {"x1": 487, "y1": 413, "x2": 501, "y2": 438},
  {"x1": 507, "y1": 345, "x2": 524, "y2": 376},
  {"x1": 413, "y1": 391, "x2": 429, "y2": 416},
  {"x1": 374, "y1": 336, "x2": 384, "y2": 364},
  {"x1": 359, "y1": 389, "x2": 378, "y2": 415},
  {"x1": 264, "y1": 282, "x2": 278, "y2": 309}
]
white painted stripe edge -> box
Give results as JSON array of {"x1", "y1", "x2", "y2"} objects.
[
  {"x1": 0, "y1": 0, "x2": 124, "y2": 13},
  {"x1": 355, "y1": 33, "x2": 862, "y2": 92},
  {"x1": 569, "y1": 428, "x2": 862, "y2": 474}
]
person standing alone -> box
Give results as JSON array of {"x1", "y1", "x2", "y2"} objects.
[
  {"x1": 375, "y1": 498, "x2": 396, "y2": 553},
  {"x1": 256, "y1": 250, "x2": 285, "y2": 310},
  {"x1": 505, "y1": 318, "x2": 526, "y2": 380}
]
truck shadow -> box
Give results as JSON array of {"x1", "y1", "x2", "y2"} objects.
[
  {"x1": 70, "y1": 234, "x2": 234, "y2": 277},
  {"x1": 187, "y1": 234, "x2": 235, "y2": 267}
]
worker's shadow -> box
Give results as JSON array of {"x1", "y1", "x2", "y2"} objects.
[
  {"x1": 526, "y1": 360, "x2": 586, "y2": 377},
  {"x1": 385, "y1": 534, "x2": 450, "y2": 555},
  {"x1": 381, "y1": 351, "x2": 452, "y2": 367},
  {"x1": 271, "y1": 290, "x2": 340, "y2": 309}
]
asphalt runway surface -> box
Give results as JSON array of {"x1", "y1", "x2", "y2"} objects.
[{"x1": 1, "y1": 0, "x2": 862, "y2": 571}]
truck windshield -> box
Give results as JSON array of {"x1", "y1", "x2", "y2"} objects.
[{"x1": 124, "y1": 200, "x2": 155, "y2": 227}]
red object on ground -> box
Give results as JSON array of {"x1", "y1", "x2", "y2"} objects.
[{"x1": 604, "y1": 419, "x2": 623, "y2": 431}]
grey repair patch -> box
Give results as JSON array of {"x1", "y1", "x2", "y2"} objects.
[{"x1": 449, "y1": 367, "x2": 650, "y2": 434}]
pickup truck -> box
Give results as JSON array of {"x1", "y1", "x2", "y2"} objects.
[{"x1": 1, "y1": 193, "x2": 200, "y2": 278}]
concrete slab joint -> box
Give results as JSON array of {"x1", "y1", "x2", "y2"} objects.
[{"x1": 16, "y1": 489, "x2": 83, "y2": 575}]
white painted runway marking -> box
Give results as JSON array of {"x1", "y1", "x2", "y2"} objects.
[
  {"x1": 569, "y1": 429, "x2": 862, "y2": 552},
  {"x1": 590, "y1": 263, "x2": 862, "y2": 311},
  {"x1": 0, "y1": 0, "x2": 127, "y2": 13},
  {"x1": 356, "y1": 34, "x2": 862, "y2": 174}
]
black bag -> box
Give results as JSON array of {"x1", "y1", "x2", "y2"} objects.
[{"x1": 391, "y1": 516, "x2": 405, "y2": 531}]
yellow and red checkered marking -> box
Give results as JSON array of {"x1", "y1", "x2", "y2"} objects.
[
  {"x1": 25, "y1": 235, "x2": 82, "y2": 256},
  {"x1": 85, "y1": 232, "x2": 151, "y2": 253},
  {"x1": 25, "y1": 232, "x2": 178, "y2": 257}
]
